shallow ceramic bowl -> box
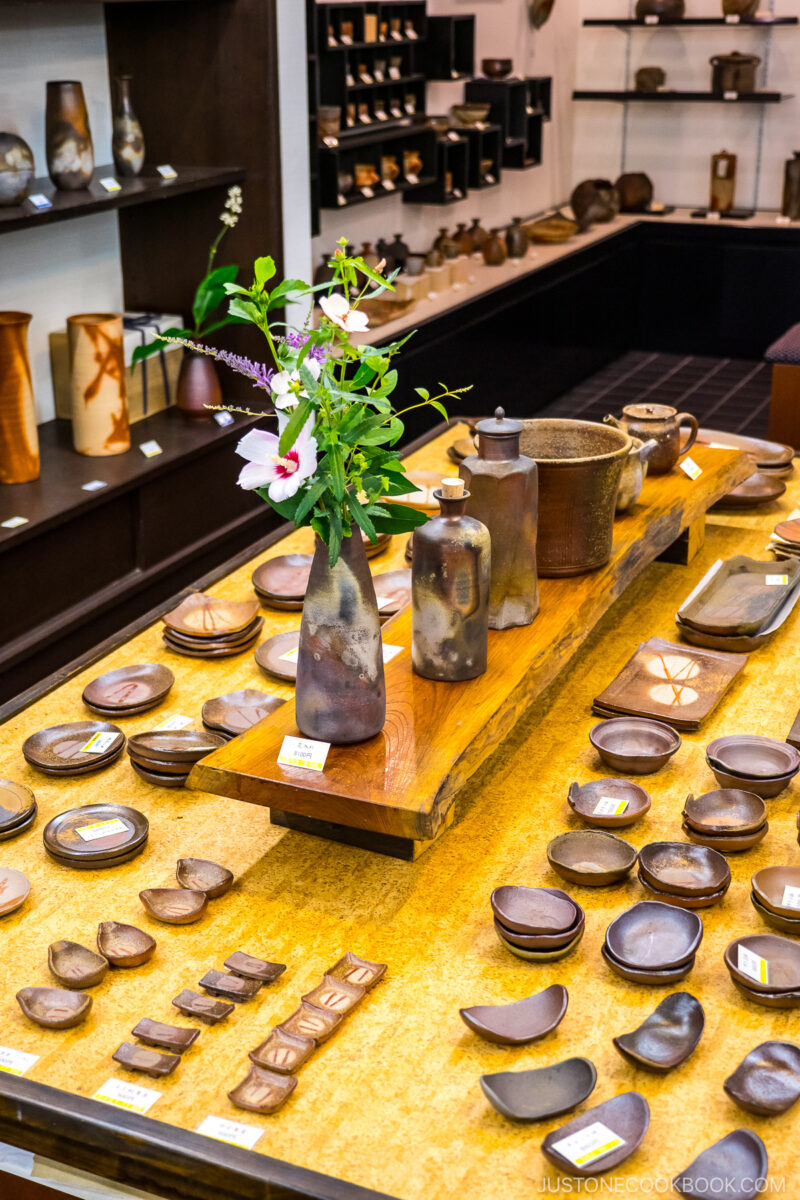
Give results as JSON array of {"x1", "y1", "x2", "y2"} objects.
[
  {"x1": 567, "y1": 779, "x2": 651, "y2": 828},
  {"x1": 731, "y1": 977, "x2": 800, "y2": 1008},
  {"x1": 542, "y1": 1092, "x2": 650, "y2": 1177},
  {"x1": 682, "y1": 819, "x2": 768, "y2": 853},
  {"x1": 97, "y1": 921, "x2": 156, "y2": 967},
  {"x1": 638, "y1": 871, "x2": 728, "y2": 909},
  {"x1": 490, "y1": 884, "x2": 578, "y2": 935},
  {"x1": 139, "y1": 888, "x2": 207, "y2": 924},
  {"x1": 606, "y1": 900, "x2": 703, "y2": 969},
  {"x1": 724, "y1": 933, "x2": 800, "y2": 993},
  {"x1": 497, "y1": 924, "x2": 584, "y2": 962},
  {"x1": 493, "y1": 908, "x2": 585, "y2": 949},
  {"x1": 127, "y1": 730, "x2": 226, "y2": 764},
  {"x1": 673, "y1": 1130, "x2": 768, "y2": 1199},
  {"x1": 707, "y1": 734, "x2": 800, "y2": 779},
  {"x1": 450, "y1": 103, "x2": 491, "y2": 126},
  {"x1": 750, "y1": 890, "x2": 800, "y2": 934},
  {"x1": 48, "y1": 940, "x2": 108, "y2": 989},
  {"x1": 723, "y1": 1041, "x2": 800, "y2": 1115},
  {"x1": 706, "y1": 758, "x2": 797, "y2": 798},
  {"x1": 638, "y1": 841, "x2": 731, "y2": 896},
  {"x1": 481, "y1": 1057, "x2": 597, "y2": 1123},
  {"x1": 17, "y1": 986, "x2": 92, "y2": 1029},
  {"x1": 459, "y1": 983, "x2": 568, "y2": 1045},
  {"x1": 602, "y1": 942, "x2": 695, "y2": 984},
  {"x1": 176, "y1": 857, "x2": 234, "y2": 898},
  {"x1": 82, "y1": 664, "x2": 174, "y2": 714},
  {"x1": 683, "y1": 789, "x2": 767, "y2": 835},
  {"x1": 612, "y1": 992, "x2": 704, "y2": 1072},
  {"x1": 546, "y1": 829, "x2": 637, "y2": 886},
  {"x1": 590, "y1": 717, "x2": 681, "y2": 775},
  {"x1": 752, "y1": 865, "x2": 800, "y2": 918}
]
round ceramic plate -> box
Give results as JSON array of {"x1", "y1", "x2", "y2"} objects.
[
  {"x1": 127, "y1": 750, "x2": 194, "y2": 776},
  {"x1": 24, "y1": 749, "x2": 124, "y2": 778},
  {"x1": 255, "y1": 631, "x2": 300, "y2": 682},
  {"x1": 44, "y1": 842, "x2": 147, "y2": 870},
  {"x1": 252, "y1": 591, "x2": 304, "y2": 612},
  {"x1": 43, "y1": 804, "x2": 149, "y2": 860},
  {"x1": 163, "y1": 616, "x2": 263, "y2": 649},
  {"x1": 373, "y1": 569, "x2": 412, "y2": 617},
  {"x1": 713, "y1": 472, "x2": 787, "y2": 508},
  {"x1": 22, "y1": 722, "x2": 125, "y2": 772},
  {"x1": 0, "y1": 779, "x2": 36, "y2": 830},
  {"x1": 774, "y1": 518, "x2": 800, "y2": 547},
  {"x1": 201, "y1": 690, "x2": 285, "y2": 736},
  {"x1": 695, "y1": 428, "x2": 794, "y2": 468},
  {"x1": 128, "y1": 729, "x2": 225, "y2": 763},
  {"x1": 130, "y1": 760, "x2": 188, "y2": 788},
  {"x1": 0, "y1": 805, "x2": 37, "y2": 841},
  {"x1": 162, "y1": 593, "x2": 260, "y2": 637},
  {"x1": 0, "y1": 867, "x2": 31, "y2": 916},
  {"x1": 251, "y1": 554, "x2": 312, "y2": 601},
  {"x1": 162, "y1": 632, "x2": 261, "y2": 659},
  {"x1": 82, "y1": 664, "x2": 174, "y2": 713}
]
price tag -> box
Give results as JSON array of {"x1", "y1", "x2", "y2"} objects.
[
  {"x1": 94, "y1": 1078, "x2": 161, "y2": 1114},
  {"x1": 378, "y1": 596, "x2": 394, "y2": 611},
  {"x1": 550, "y1": 1121, "x2": 626, "y2": 1168},
  {"x1": 738, "y1": 944, "x2": 769, "y2": 984},
  {"x1": 214, "y1": 410, "x2": 234, "y2": 427},
  {"x1": 27, "y1": 193, "x2": 52, "y2": 210},
  {"x1": 382, "y1": 643, "x2": 403, "y2": 663},
  {"x1": 196, "y1": 1115, "x2": 263, "y2": 1150},
  {"x1": 680, "y1": 457, "x2": 702, "y2": 480},
  {"x1": 383, "y1": 180, "x2": 396, "y2": 192},
  {"x1": 644, "y1": 12, "x2": 659, "y2": 21},
  {"x1": 153, "y1": 713, "x2": 193, "y2": 731},
  {"x1": 406, "y1": 173, "x2": 419, "y2": 185},
  {"x1": 0, "y1": 1046, "x2": 39, "y2": 1077},
  {"x1": 782, "y1": 885, "x2": 800, "y2": 910},
  {"x1": 776, "y1": 215, "x2": 792, "y2": 225},
  {"x1": 725, "y1": 12, "x2": 740, "y2": 20},
  {"x1": 156, "y1": 164, "x2": 178, "y2": 180},
  {"x1": 77, "y1": 818, "x2": 128, "y2": 842},
  {"x1": 766, "y1": 574, "x2": 789, "y2": 586},
  {"x1": 360, "y1": 186, "x2": 375, "y2": 198},
  {"x1": 99, "y1": 177, "x2": 121, "y2": 193},
  {"x1": 81, "y1": 479, "x2": 107, "y2": 492},
  {"x1": 1, "y1": 516, "x2": 28, "y2": 529},
  {"x1": 280, "y1": 646, "x2": 299, "y2": 664},
  {"x1": 278, "y1": 735, "x2": 330, "y2": 772},
  {"x1": 593, "y1": 796, "x2": 629, "y2": 816},
  {"x1": 337, "y1": 194, "x2": 347, "y2": 207},
  {"x1": 707, "y1": 210, "x2": 722, "y2": 220},
  {"x1": 723, "y1": 90, "x2": 738, "y2": 101},
  {"x1": 139, "y1": 440, "x2": 163, "y2": 458},
  {"x1": 388, "y1": 66, "x2": 401, "y2": 80},
  {"x1": 79, "y1": 731, "x2": 119, "y2": 754}
]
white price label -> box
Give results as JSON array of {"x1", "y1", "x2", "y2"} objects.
[
  {"x1": 81, "y1": 479, "x2": 107, "y2": 492},
  {"x1": 1, "y1": 516, "x2": 28, "y2": 529},
  {"x1": 405, "y1": 173, "x2": 419, "y2": 185},
  {"x1": 77, "y1": 818, "x2": 128, "y2": 842},
  {"x1": 378, "y1": 596, "x2": 394, "y2": 610},
  {"x1": 644, "y1": 12, "x2": 659, "y2": 21},
  {"x1": 707, "y1": 211, "x2": 722, "y2": 220},
  {"x1": 680, "y1": 457, "x2": 702, "y2": 480},
  {"x1": 279, "y1": 646, "x2": 299, "y2": 664},
  {"x1": 723, "y1": 90, "x2": 738, "y2": 101},
  {"x1": 99, "y1": 177, "x2": 121, "y2": 193},
  {"x1": 593, "y1": 796, "x2": 629, "y2": 816},
  {"x1": 782, "y1": 885, "x2": 800, "y2": 910},
  {"x1": 0, "y1": 1046, "x2": 39, "y2": 1077},
  {"x1": 738, "y1": 944, "x2": 769, "y2": 984},
  {"x1": 550, "y1": 1121, "x2": 626, "y2": 1168},
  {"x1": 278, "y1": 735, "x2": 330, "y2": 772},
  {"x1": 196, "y1": 1115, "x2": 263, "y2": 1150},
  {"x1": 94, "y1": 1078, "x2": 161, "y2": 1114},
  {"x1": 156, "y1": 164, "x2": 178, "y2": 179},
  {"x1": 79, "y1": 731, "x2": 119, "y2": 755},
  {"x1": 139, "y1": 440, "x2": 163, "y2": 458},
  {"x1": 383, "y1": 179, "x2": 396, "y2": 192},
  {"x1": 382, "y1": 643, "x2": 404, "y2": 663},
  {"x1": 776, "y1": 215, "x2": 792, "y2": 226},
  {"x1": 214, "y1": 411, "x2": 234, "y2": 427},
  {"x1": 360, "y1": 186, "x2": 375, "y2": 199},
  {"x1": 153, "y1": 713, "x2": 193, "y2": 731},
  {"x1": 27, "y1": 193, "x2": 52, "y2": 210},
  {"x1": 725, "y1": 12, "x2": 740, "y2": 20},
  {"x1": 766, "y1": 574, "x2": 789, "y2": 586}
]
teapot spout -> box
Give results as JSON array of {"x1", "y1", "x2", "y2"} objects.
[{"x1": 603, "y1": 413, "x2": 626, "y2": 432}]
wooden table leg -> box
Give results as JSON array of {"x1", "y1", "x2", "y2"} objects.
[
  {"x1": 657, "y1": 513, "x2": 705, "y2": 565},
  {"x1": 270, "y1": 806, "x2": 456, "y2": 861}
]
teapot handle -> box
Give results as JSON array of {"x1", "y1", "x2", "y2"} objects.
[{"x1": 676, "y1": 413, "x2": 699, "y2": 456}]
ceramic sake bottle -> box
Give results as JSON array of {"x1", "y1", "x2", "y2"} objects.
[
  {"x1": 45, "y1": 81, "x2": 94, "y2": 190},
  {"x1": 411, "y1": 477, "x2": 490, "y2": 681},
  {"x1": 112, "y1": 75, "x2": 145, "y2": 177},
  {"x1": 67, "y1": 312, "x2": 130, "y2": 456},
  {"x1": 460, "y1": 408, "x2": 539, "y2": 628}
]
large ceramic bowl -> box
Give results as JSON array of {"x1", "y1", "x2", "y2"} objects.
[
  {"x1": 706, "y1": 735, "x2": 800, "y2": 780},
  {"x1": 450, "y1": 103, "x2": 491, "y2": 127},
  {"x1": 481, "y1": 58, "x2": 513, "y2": 79},
  {"x1": 705, "y1": 758, "x2": 795, "y2": 799},
  {"x1": 590, "y1": 717, "x2": 681, "y2": 775}
]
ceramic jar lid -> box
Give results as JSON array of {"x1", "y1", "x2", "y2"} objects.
[{"x1": 475, "y1": 406, "x2": 523, "y2": 438}]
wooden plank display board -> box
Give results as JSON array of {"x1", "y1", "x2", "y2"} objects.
[{"x1": 189, "y1": 443, "x2": 750, "y2": 858}]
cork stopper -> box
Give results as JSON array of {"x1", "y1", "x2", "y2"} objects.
[{"x1": 440, "y1": 477, "x2": 464, "y2": 499}]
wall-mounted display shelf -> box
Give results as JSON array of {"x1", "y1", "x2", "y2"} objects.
[
  {"x1": 584, "y1": 14, "x2": 798, "y2": 25},
  {"x1": 452, "y1": 123, "x2": 503, "y2": 190},
  {"x1": 464, "y1": 78, "x2": 543, "y2": 169},
  {"x1": 319, "y1": 123, "x2": 437, "y2": 208},
  {"x1": 318, "y1": 1, "x2": 428, "y2": 53},
  {"x1": 527, "y1": 75, "x2": 552, "y2": 121},
  {"x1": 424, "y1": 14, "x2": 475, "y2": 80},
  {"x1": 404, "y1": 133, "x2": 468, "y2": 204},
  {"x1": 573, "y1": 90, "x2": 789, "y2": 103}
]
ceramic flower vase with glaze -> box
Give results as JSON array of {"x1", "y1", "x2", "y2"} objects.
[
  {"x1": 46, "y1": 81, "x2": 94, "y2": 191},
  {"x1": 67, "y1": 312, "x2": 130, "y2": 456}
]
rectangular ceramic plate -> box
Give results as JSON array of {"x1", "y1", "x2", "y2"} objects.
[
  {"x1": 678, "y1": 555, "x2": 800, "y2": 636},
  {"x1": 676, "y1": 564, "x2": 800, "y2": 652}
]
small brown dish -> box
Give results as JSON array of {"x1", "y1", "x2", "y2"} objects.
[
  {"x1": 606, "y1": 901, "x2": 703, "y2": 970},
  {"x1": 128, "y1": 752, "x2": 192, "y2": 776},
  {"x1": 705, "y1": 759, "x2": 794, "y2": 798},
  {"x1": 752, "y1": 865, "x2": 800, "y2": 918},
  {"x1": 176, "y1": 858, "x2": 234, "y2": 898},
  {"x1": 638, "y1": 841, "x2": 731, "y2": 896},
  {"x1": 163, "y1": 620, "x2": 264, "y2": 649},
  {"x1": 497, "y1": 924, "x2": 584, "y2": 962},
  {"x1": 707, "y1": 734, "x2": 800, "y2": 779},
  {"x1": 723, "y1": 1041, "x2": 800, "y2": 1115},
  {"x1": 171, "y1": 989, "x2": 234, "y2": 1024},
  {"x1": 162, "y1": 593, "x2": 259, "y2": 637},
  {"x1": 82, "y1": 664, "x2": 174, "y2": 715},
  {"x1": 163, "y1": 628, "x2": 262, "y2": 659},
  {"x1": 201, "y1": 689, "x2": 284, "y2": 737},
  {"x1": 199, "y1": 969, "x2": 261, "y2": 1002},
  {"x1": 139, "y1": 888, "x2": 207, "y2": 924},
  {"x1": 326, "y1": 951, "x2": 387, "y2": 990},
  {"x1": 481, "y1": 1057, "x2": 597, "y2": 1123},
  {"x1": 713, "y1": 472, "x2": 787, "y2": 508},
  {"x1": 0, "y1": 867, "x2": 31, "y2": 916},
  {"x1": 590, "y1": 717, "x2": 681, "y2": 775},
  {"x1": 23, "y1": 721, "x2": 125, "y2": 774},
  {"x1": 43, "y1": 804, "x2": 148, "y2": 861},
  {"x1": 373, "y1": 569, "x2": 412, "y2": 617},
  {"x1": 302, "y1": 974, "x2": 365, "y2": 1015},
  {"x1": 542, "y1": 1091, "x2": 650, "y2": 1177},
  {"x1": 129, "y1": 760, "x2": 188, "y2": 789},
  {"x1": 490, "y1": 885, "x2": 578, "y2": 935},
  {"x1": 683, "y1": 789, "x2": 767, "y2": 835},
  {"x1": 228, "y1": 1065, "x2": 297, "y2": 1114},
  {"x1": 602, "y1": 942, "x2": 695, "y2": 984},
  {"x1": 17, "y1": 986, "x2": 92, "y2": 1029},
  {"x1": 251, "y1": 554, "x2": 312, "y2": 601},
  {"x1": 250, "y1": 1026, "x2": 314, "y2": 1074},
  {"x1": 225, "y1": 951, "x2": 287, "y2": 983},
  {"x1": 547, "y1": 830, "x2": 637, "y2": 887},
  {"x1": 459, "y1": 984, "x2": 568, "y2": 1045},
  {"x1": 673, "y1": 1130, "x2": 768, "y2": 1200},
  {"x1": 128, "y1": 730, "x2": 226, "y2": 763},
  {"x1": 682, "y1": 819, "x2": 768, "y2": 853},
  {"x1": 278, "y1": 1000, "x2": 343, "y2": 1044},
  {"x1": 45, "y1": 843, "x2": 147, "y2": 871},
  {"x1": 113, "y1": 1041, "x2": 180, "y2": 1078},
  {"x1": 48, "y1": 940, "x2": 108, "y2": 989},
  {"x1": 255, "y1": 631, "x2": 300, "y2": 682},
  {"x1": 132, "y1": 1018, "x2": 200, "y2": 1053},
  {"x1": 0, "y1": 779, "x2": 36, "y2": 830},
  {"x1": 481, "y1": 57, "x2": 513, "y2": 79},
  {"x1": 731, "y1": 977, "x2": 800, "y2": 1009},
  {"x1": 750, "y1": 890, "x2": 800, "y2": 935},
  {"x1": 724, "y1": 933, "x2": 800, "y2": 993},
  {"x1": 612, "y1": 992, "x2": 704, "y2": 1072},
  {"x1": 493, "y1": 911, "x2": 585, "y2": 950},
  {"x1": 638, "y1": 872, "x2": 727, "y2": 909},
  {"x1": 567, "y1": 779, "x2": 651, "y2": 828}
]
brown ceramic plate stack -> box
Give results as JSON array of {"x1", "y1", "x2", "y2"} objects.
[
  {"x1": 490, "y1": 885, "x2": 585, "y2": 961},
  {"x1": 42, "y1": 803, "x2": 149, "y2": 870},
  {"x1": 201, "y1": 689, "x2": 285, "y2": 740},
  {"x1": 363, "y1": 529, "x2": 391, "y2": 559},
  {"x1": 768, "y1": 518, "x2": 800, "y2": 561},
  {"x1": 373, "y1": 569, "x2": 412, "y2": 620},
  {"x1": 127, "y1": 729, "x2": 227, "y2": 787},
  {"x1": 638, "y1": 841, "x2": 731, "y2": 908},
  {"x1": 682, "y1": 789, "x2": 768, "y2": 854},
  {"x1": 255, "y1": 631, "x2": 300, "y2": 683},
  {"x1": 251, "y1": 554, "x2": 312, "y2": 611},
  {"x1": 603, "y1": 901, "x2": 703, "y2": 984},
  {"x1": 706, "y1": 734, "x2": 800, "y2": 799},
  {"x1": 713, "y1": 471, "x2": 787, "y2": 509},
  {"x1": 676, "y1": 556, "x2": 800, "y2": 652},
  {"x1": 694, "y1": 428, "x2": 794, "y2": 474},
  {"x1": 82, "y1": 664, "x2": 175, "y2": 718},
  {"x1": 751, "y1": 866, "x2": 800, "y2": 934},
  {"x1": 22, "y1": 721, "x2": 125, "y2": 777},
  {"x1": 724, "y1": 933, "x2": 800, "y2": 1008},
  {"x1": 161, "y1": 594, "x2": 263, "y2": 658},
  {"x1": 0, "y1": 779, "x2": 37, "y2": 841}
]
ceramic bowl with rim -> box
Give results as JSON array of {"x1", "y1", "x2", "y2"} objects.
[
  {"x1": 638, "y1": 841, "x2": 731, "y2": 896},
  {"x1": 724, "y1": 932, "x2": 800, "y2": 993},
  {"x1": 602, "y1": 941, "x2": 696, "y2": 984},
  {"x1": 750, "y1": 890, "x2": 800, "y2": 934},
  {"x1": 567, "y1": 779, "x2": 651, "y2": 828},
  {"x1": 706, "y1": 734, "x2": 800, "y2": 779},
  {"x1": 497, "y1": 923, "x2": 584, "y2": 962},
  {"x1": 682, "y1": 819, "x2": 768, "y2": 853},
  {"x1": 751, "y1": 865, "x2": 800, "y2": 918},
  {"x1": 638, "y1": 871, "x2": 728, "y2": 909},
  {"x1": 683, "y1": 789, "x2": 767, "y2": 835},
  {"x1": 705, "y1": 758, "x2": 793, "y2": 799},
  {"x1": 606, "y1": 900, "x2": 703, "y2": 970},
  {"x1": 481, "y1": 58, "x2": 513, "y2": 79},
  {"x1": 590, "y1": 717, "x2": 681, "y2": 775},
  {"x1": 490, "y1": 885, "x2": 578, "y2": 935},
  {"x1": 450, "y1": 103, "x2": 491, "y2": 126},
  {"x1": 547, "y1": 829, "x2": 637, "y2": 886},
  {"x1": 493, "y1": 907, "x2": 585, "y2": 950}
]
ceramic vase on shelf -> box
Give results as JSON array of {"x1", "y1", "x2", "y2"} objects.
[
  {"x1": 45, "y1": 81, "x2": 94, "y2": 191},
  {"x1": 67, "y1": 313, "x2": 130, "y2": 456},
  {"x1": 295, "y1": 533, "x2": 386, "y2": 743},
  {"x1": 0, "y1": 134, "x2": 35, "y2": 207},
  {"x1": 411, "y1": 477, "x2": 490, "y2": 681},
  {"x1": 782, "y1": 152, "x2": 800, "y2": 220},
  {"x1": 176, "y1": 352, "x2": 221, "y2": 420},
  {"x1": 460, "y1": 408, "x2": 539, "y2": 629},
  {"x1": 0, "y1": 312, "x2": 40, "y2": 484},
  {"x1": 112, "y1": 75, "x2": 145, "y2": 177},
  {"x1": 482, "y1": 229, "x2": 507, "y2": 266},
  {"x1": 710, "y1": 149, "x2": 736, "y2": 213},
  {"x1": 506, "y1": 217, "x2": 529, "y2": 259}
]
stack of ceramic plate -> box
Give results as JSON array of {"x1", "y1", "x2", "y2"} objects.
[
  {"x1": 603, "y1": 901, "x2": 703, "y2": 984},
  {"x1": 724, "y1": 933, "x2": 800, "y2": 1008},
  {"x1": 681, "y1": 788, "x2": 768, "y2": 854},
  {"x1": 201, "y1": 690, "x2": 285, "y2": 741},
  {"x1": 706, "y1": 734, "x2": 800, "y2": 799},
  {"x1": 251, "y1": 554, "x2": 312, "y2": 611},
  {"x1": 490, "y1": 885, "x2": 585, "y2": 962},
  {"x1": 713, "y1": 472, "x2": 787, "y2": 509},
  {"x1": 0, "y1": 780, "x2": 37, "y2": 842},
  {"x1": 363, "y1": 530, "x2": 391, "y2": 559},
  {"x1": 675, "y1": 556, "x2": 800, "y2": 652},
  {"x1": 751, "y1": 866, "x2": 800, "y2": 933},
  {"x1": 22, "y1": 721, "x2": 125, "y2": 777},
  {"x1": 638, "y1": 841, "x2": 731, "y2": 908},
  {"x1": 374, "y1": 569, "x2": 412, "y2": 620},
  {"x1": 161, "y1": 594, "x2": 263, "y2": 659},
  {"x1": 768, "y1": 518, "x2": 800, "y2": 561},
  {"x1": 695, "y1": 429, "x2": 794, "y2": 477},
  {"x1": 82, "y1": 664, "x2": 174, "y2": 717},
  {"x1": 127, "y1": 729, "x2": 227, "y2": 787},
  {"x1": 43, "y1": 803, "x2": 149, "y2": 870}
]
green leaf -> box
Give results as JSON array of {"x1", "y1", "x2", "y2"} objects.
[
  {"x1": 327, "y1": 445, "x2": 345, "y2": 500},
  {"x1": 227, "y1": 297, "x2": 261, "y2": 324},
  {"x1": 327, "y1": 507, "x2": 343, "y2": 567},
  {"x1": 255, "y1": 487, "x2": 300, "y2": 522},
  {"x1": 254, "y1": 256, "x2": 276, "y2": 290},
  {"x1": 278, "y1": 397, "x2": 313, "y2": 456},
  {"x1": 345, "y1": 490, "x2": 377, "y2": 542},
  {"x1": 414, "y1": 386, "x2": 430, "y2": 401},
  {"x1": 353, "y1": 259, "x2": 395, "y2": 291},
  {"x1": 352, "y1": 361, "x2": 377, "y2": 388},
  {"x1": 355, "y1": 418, "x2": 403, "y2": 445},
  {"x1": 222, "y1": 283, "x2": 250, "y2": 296},
  {"x1": 370, "y1": 503, "x2": 429, "y2": 535},
  {"x1": 293, "y1": 477, "x2": 329, "y2": 524},
  {"x1": 428, "y1": 399, "x2": 449, "y2": 422},
  {"x1": 130, "y1": 327, "x2": 191, "y2": 368}
]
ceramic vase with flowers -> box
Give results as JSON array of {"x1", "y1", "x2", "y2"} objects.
[{"x1": 158, "y1": 242, "x2": 469, "y2": 744}]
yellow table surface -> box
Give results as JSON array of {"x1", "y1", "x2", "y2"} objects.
[{"x1": 1, "y1": 425, "x2": 799, "y2": 1199}]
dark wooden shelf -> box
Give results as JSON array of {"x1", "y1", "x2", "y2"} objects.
[
  {"x1": 336, "y1": 174, "x2": 437, "y2": 208},
  {"x1": 584, "y1": 15, "x2": 798, "y2": 25},
  {"x1": 0, "y1": 164, "x2": 245, "y2": 235},
  {"x1": 573, "y1": 89, "x2": 790, "y2": 103},
  {"x1": 347, "y1": 72, "x2": 425, "y2": 91}
]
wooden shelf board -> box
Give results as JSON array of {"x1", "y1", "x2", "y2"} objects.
[
  {"x1": 584, "y1": 15, "x2": 798, "y2": 24},
  {"x1": 573, "y1": 90, "x2": 789, "y2": 103}
]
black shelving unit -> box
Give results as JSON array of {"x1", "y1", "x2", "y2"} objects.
[
  {"x1": 455, "y1": 123, "x2": 503, "y2": 189},
  {"x1": 318, "y1": 123, "x2": 437, "y2": 209},
  {"x1": 527, "y1": 76, "x2": 552, "y2": 121},
  {"x1": 404, "y1": 134, "x2": 469, "y2": 204},
  {"x1": 573, "y1": 90, "x2": 790, "y2": 103},
  {"x1": 464, "y1": 78, "x2": 541, "y2": 169},
  {"x1": 424, "y1": 14, "x2": 475, "y2": 80},
  {"x1": 307, "y1": 0, "x2": 321, "y2": 236}
]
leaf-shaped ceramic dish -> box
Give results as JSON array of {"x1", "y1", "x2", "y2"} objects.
[
  {"x1": 683, "y1": 790, "x2": 766, "y2": 835},
  {"x1": 673, "y1": 1130, "x2": 768, "y2": 1200},
  {"x1": 17, "y1": 986, "x2": 92, "y2": 1029},
  {"x1": 606, "y1": 902, "x2": 703, "y2": 970},
  {"x1": 547, "y1": 830, "x2": 637, "y2": 886},
  {"x1": 723, "y1": 1042, "x2": 800, "y2": 1115},
  {"x1": 612, "y1": 992, "x2": 704, "y2": 1071},
  {"x1": 228, "y1": 1065, "x2": 297, "y2": 1114},
  {"x1": 162, "y1": 593, "x2": 259, "y2": 636},
  {"x1": 638, "y1": 841, "x2": 731, "y2": 896},
  {"x1": 481, "y1": 1057, "x2": 597, "y2": 1122},
  {"x1": 176, "y1": 858, "x2": 234, "y2": 898},
  {"x1": 490, "y1": 885, "x2": 577, "y2": 935},
  {"x1": 724, "y1": 933, "x2": 800, "y2": 992},
  {"x1": 542, "y1": 1091, "x2": 650, "y2": 1177},
  {"x1": 201, "y1": 689, "x2": 284, "y2": 736},
  {"x1": 460, "y1": 984, "x2": 568, "y2": 1045},
  {"x1": 567, "y1": 779, "x2": 651, "y2": 828},
  {"x1": 139, "y1": 888, "x2": 207, "y2": 924},
  {"x1": 48, "y1": 940, "x2": 108, "y2": 989}
]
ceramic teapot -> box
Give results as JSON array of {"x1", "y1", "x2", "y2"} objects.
[{"x1": 611, "y1": 405, "x2": 698, "y2": 475}]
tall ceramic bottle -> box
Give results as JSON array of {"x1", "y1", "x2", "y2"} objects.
[
  {"x1": 112, "y1": 76, "x2": 145, "y2": 177},
  {"x1": 67, "y1": 313, "x2": 130, "y2": 456},
  {"x1": 709, "y1": 149, "x2": 736, "y2": 214},
  {"x1": 0, "y1": 312, "x2": 40, "y2": 483},
  {"x1": 782, "y1": 152, "x2": 800, "y2": 220},
  {"x1": 45, "y1": 81, "x2": 94, "y2": 190},
  {"x1": 411, "y1": 477, "x2": 490, "y2": 681},
  {"x1": 459, "y1": 408, "x2": 539, "y2": 629}
]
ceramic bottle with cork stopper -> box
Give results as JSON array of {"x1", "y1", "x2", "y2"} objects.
[
  {"x1": 459, "y1": 407, "x2": 539, "y2": 629},
  {"x1": 411, "y1": 476, "x2": 490, "y2": 682}
]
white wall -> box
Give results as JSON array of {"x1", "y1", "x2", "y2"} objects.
[{"x1": 0, "y1": 4, "x2": 123, "y2": 423}]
